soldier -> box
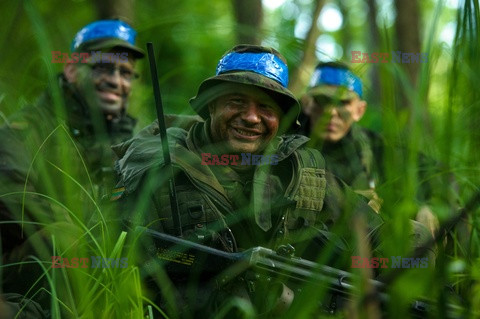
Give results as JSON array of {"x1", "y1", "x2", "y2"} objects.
[
  {"x1": 0, "y1": 19, "x2": 144, "y2": 317},
  {"x1": 1, "y1": 19, "x2": 144, "y2": 194},
  {"x1": 57, "y1": 19, "x2": 145, "y2": 186},
  {"x1": 300, "y1": 61, "x2": 441, "y2": 254},
  {"x1": 113, "y1": 45, "x2": 384, "y2": 317},
  {"x1": 299, "y1": 61, "x2": 384, "y2": 210}
]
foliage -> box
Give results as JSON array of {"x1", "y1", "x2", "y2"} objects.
[{"x1": 0, "y1": 0, "x2": 478, "y2": 318}]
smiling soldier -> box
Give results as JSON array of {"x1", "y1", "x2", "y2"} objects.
[
  {"x1": 64, "y1": 19, "x2": 144, "y2": 148},
  {"x1": 0, "y1": 19, "x2": 144, "y2": 317},
  {"x1": 113, "y1": 45, "x2": 383, "y2": 318},
  {"x1": 1, "y1": 19, "x2": 144, "y2": 195}
]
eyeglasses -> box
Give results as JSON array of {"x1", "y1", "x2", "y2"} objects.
[{"x1": 88, "y1": 63, "x2": 139, "y2": 81}]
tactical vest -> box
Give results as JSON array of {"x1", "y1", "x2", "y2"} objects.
[
  {"x1": 351, "y1": 125, "x2": 376, "y2": 189},
  {"x1": 322, "y1": 125, "x2": 378, "y2": 190},
  {"x1": 150, "y1": 146, "x2": 326, "y2": 253}
]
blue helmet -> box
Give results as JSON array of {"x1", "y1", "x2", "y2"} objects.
[
  {"x1": 190, "y1": 44, "x2": 299, "y2": 121},
  {"x1": 308, "y1": 62, "x2": 363, "y2": 99},
  {"x1": 71, "y1": 19, "x2": 144, "y2": 58}
]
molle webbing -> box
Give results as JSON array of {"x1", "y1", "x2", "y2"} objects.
[
  {"x1": 154, "y1": 184, "x2": 218, "y2": 230},
  {"x1": 284, "y1": 148, "x2": 326, "y2": 228}
]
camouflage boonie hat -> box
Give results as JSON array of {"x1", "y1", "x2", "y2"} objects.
[{"x1": 189, "y1": 44, "x2": 299, "y2": 120}]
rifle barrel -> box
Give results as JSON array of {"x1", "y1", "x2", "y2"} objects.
[{"x1": 146, "y1": 42, "x2": 182, "y2": 237}]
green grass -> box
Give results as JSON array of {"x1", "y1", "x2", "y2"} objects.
[{"x1": 0, "y1": 0, "x2": 479, "y2": 318}]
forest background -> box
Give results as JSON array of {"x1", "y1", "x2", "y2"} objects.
[{"x1": 0, "y1": 0, "x2": 479, "y2": 318}]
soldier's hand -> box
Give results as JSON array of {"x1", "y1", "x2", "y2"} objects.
[
  {"x1": 415, "y1": 205, "x2": 440, "y2": 240},
  {"x1": 354, "y1": 189, "x2": 383, "y2": 213}
]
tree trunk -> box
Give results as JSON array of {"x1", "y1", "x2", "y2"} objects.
[
  {"x1": 92, "y1": 0, "x2": 134, "y2": 25},
  {"x1": 394, "y1": 0, "x2": 421, "y2": 107},
  {"x1": 337, "y1": 0, "x2": 351, "y2": 58},
  {"x1": 366, "y1": 0, "x2": 381, "y2": 105},
  {"x1": 289, "y1": 0, "x2": 325, "y2": 95},
  {"x1": 231, "y1": 0, "x2": 263, "y2": 45}
]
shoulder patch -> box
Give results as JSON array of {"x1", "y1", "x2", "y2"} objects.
[
  {"x1": 110, "y1": 186, "x2": 126, "y2": 201},
  {"x1": 9, "y1": 121, "x2": 29, "y2": 130}
]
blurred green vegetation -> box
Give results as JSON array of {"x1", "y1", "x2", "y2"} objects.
[{"x1": 0, "y1": 0, "x2": 479, "y2": 318}]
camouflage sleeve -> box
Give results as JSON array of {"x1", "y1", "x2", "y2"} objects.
[
  {"x1": 0, "y1": 122, "x2": 54, "y2": 253},
  {"x1": 0, "y1": 293, "x2": 48, "y2": 319},
  {"x1": 322, "y1": 171, "x2": 384, "y2": 233},
  {"x1": 0, "y1": 113, "x2": 58, "y2": 312},
  {"x1": 292, "y1": 170, "x2": 383, "y2": 268},
  {"x1": 110, "y1": 153, "x2": 170, "y2": 234}
]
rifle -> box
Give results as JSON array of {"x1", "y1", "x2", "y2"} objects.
[
  {"x1": 137, "y1": 226, "x2": 466, "y2": 318},
  {"x1": 141, "y1": 42, "x2": 468, "y2": 318}
]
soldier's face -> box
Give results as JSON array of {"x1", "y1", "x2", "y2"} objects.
[
  {"x1": 209, "y1": 85, "x2": 282, "y2": 154},
  {"x1": 309, "y1": 90, "x2": 366, "y2": 142},
  {"x1": 64, "y1": 50, "x2": 136, "y2": 118}
]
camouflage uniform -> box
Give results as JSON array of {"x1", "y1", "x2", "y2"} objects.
[
  {"x1": 300, "y1": 62, "x2": 443, "y2": 202},
  {"x1": 0, "y1": 73, "x2": 137, "y2": 217},
  {"x1": 318, "y1": 124, "x2": 440, "y2": 204},
  {"x1": 0, "y1": 75, "x2": 137, "y2": 310},
  {"x1": 114, "y1": 120, "x2": 381, "y2": 254},
  {"x1": 113, "y1": 120, "x2": 384, "y2": 318},
  {"x1": 301, "y1": 62, "x2": 438, "y2": 271},
  {"x1": 319, "y1": 124, "x2": 383, "y2": 190},
  {"x1": 113, "y1": 45, "x2": 383, "y2": 317},
  {"x1": 0, "y1": 19, "x2": 143, "y2": 318}
]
